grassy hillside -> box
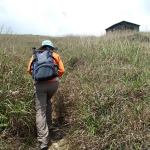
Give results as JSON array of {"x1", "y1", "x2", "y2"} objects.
[{"x1": 0, "y1": 31, "x2": 150, "y2": 149}]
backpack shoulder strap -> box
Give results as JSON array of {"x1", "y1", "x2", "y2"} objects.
[
  {"x1": 33, "y1": 53, "x2": 38, "y2": 62},
  {"x1": 47, "y1": 50, "x2": 57, "y2": 61}
]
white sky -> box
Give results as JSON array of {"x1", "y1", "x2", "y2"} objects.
[{"x1": 0, "y1": 0, "x2": 150, "y2": 36}]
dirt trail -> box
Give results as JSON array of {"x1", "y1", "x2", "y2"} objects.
[
  {"x1": 49, "y1": 138, "x2": 69, "y2": 150},
  {"x1": 47, "y1": 92, "x2": 70, "y2": 150},
  {"x1": 48, "y1": 129, "x2": 69, "y2": 150}
]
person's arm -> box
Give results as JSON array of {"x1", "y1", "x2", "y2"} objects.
[
  {"x1": 27, "y1": 55, "x2": 34, "y2": 75},
  {"x1": 53, "y1": 52, "x2": 65, "y2": 77},
  {"x1": 57, "y1": 56, "x2": 65, "y2": 77}
]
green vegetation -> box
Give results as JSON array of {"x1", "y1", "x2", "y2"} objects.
[{"x1": 0, "y1": 30, "x2": 150, "y2": 149}]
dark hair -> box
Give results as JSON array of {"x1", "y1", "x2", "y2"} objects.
[{"x1": 42, "y1": 46, "x2": 53, "y2": 50}]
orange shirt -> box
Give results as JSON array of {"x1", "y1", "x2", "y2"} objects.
[{"x1": 27, "y1": 51, "x2": 65, "y2": 82}]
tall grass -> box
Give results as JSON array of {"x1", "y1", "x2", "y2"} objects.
[
  {"x1": 0, "y1": 31, "x2": 150, "y2": 149},
  {"x1": 64, "y1": 32, "x2": 150, "y2": 150}
]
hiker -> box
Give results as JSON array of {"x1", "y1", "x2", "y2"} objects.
[{"x1": 27, "y1": 40, "x2": 65, "y2": 149}]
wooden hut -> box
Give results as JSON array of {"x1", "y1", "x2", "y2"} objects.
[{"x1": 105, "y1": 21, "x2": 140, "y2": 33}]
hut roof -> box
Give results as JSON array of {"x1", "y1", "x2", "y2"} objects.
[{"x1": 105, "y1": 21, "x2": 140, "y2": 30}]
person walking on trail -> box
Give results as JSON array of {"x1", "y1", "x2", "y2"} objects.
[{"x1": 27, "y1": 40, "x2": 65, "y2": 150}]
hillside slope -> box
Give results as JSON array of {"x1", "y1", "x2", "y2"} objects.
[{"x1": 0, "y1": 31, "x2": 150, "y2": 149}]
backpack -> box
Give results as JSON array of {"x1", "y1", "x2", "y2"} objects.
[{"x1": 31, "y1": 48, "x2": 58, "y2": 81}]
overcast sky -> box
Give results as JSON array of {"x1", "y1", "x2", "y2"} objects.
[{"x1": 0, "y1": 0, "x2": 150, "y2": 36}]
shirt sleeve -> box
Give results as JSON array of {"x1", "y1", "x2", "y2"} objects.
[
  {"x1": 53, "y1": 52, "x2": 65, "y2": 77},
  {"x1": 57, "y1": 56, "x2": 65, "y2": 77},
  {"x1": 27, "y1": 55, "x2": 34, "y2": 75}
]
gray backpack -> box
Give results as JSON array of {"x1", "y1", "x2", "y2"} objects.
[{"x1": 32, "y1": 49, "x2": 58, "y2": 81}]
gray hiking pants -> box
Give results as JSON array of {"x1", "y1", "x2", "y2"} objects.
[{"x1": 34, "y1": 80, "x2": 59, "y2": 144}]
